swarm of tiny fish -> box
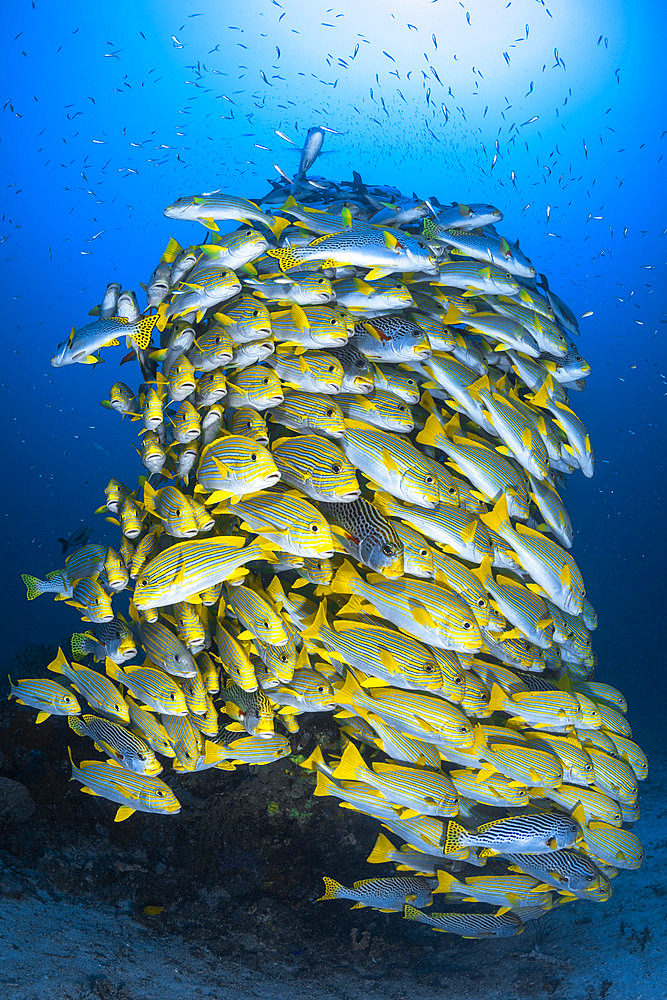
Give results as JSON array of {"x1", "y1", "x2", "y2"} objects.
[{"x1": 15, "y1": 130, "x2": 646, "y2": 940}]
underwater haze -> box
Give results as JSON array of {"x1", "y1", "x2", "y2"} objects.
[
  {"x1": 1, "y1": 1, "x2": 667, "y2": 997},
  {"x1": 4, "y1": 2, "x2": 665, "y2": 745}
]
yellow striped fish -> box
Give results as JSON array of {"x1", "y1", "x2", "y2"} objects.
[
  {"x1": 47, "y1": 648, "x2": 129, "y2": 722},
  {"x1": 9, "y1": 676, "x2": 80, "y2": 723},
  {"x1": 329, "y1": 561, "x2": 482, "y2": 653},
  {"x1": 341, "y1": 426, "x2": 440, "y2": 508},
  {"x1": 271, "y1": 434, "x2": 360, "y2": 502},
  {"x1": 69, "y1": 751, "x2": 180, "y2": 822},
  {"x1": 105, "y1": 661, "x2": 188, "y2": 716},
  {"x1": 132, "y1": 536, "x2": 272, "y2": 610},
  {"x1": 219, "y1": 490, "x2": 334, "y2": 557}
]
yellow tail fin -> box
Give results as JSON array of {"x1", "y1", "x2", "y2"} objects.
[{"x1": 367, "y1": 832, "x2": 398, "y2": 865}]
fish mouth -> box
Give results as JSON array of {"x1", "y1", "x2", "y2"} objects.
[
  {"x1": 337, "y1": 489, "x2": 362, "y2": 501},
  {"x1": 353, "y1": 379, "x2": 374, "y2": 393},
  {"x1": 262, "y1": 471, "x2": 282, "y2": 486},
  {"x1": 163, "y1": 203, "x2": 190, "y2": 218}
]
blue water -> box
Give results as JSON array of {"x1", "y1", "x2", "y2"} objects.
[{"x1": 2, "y1": 0, "x2": 665, "y2": 764}]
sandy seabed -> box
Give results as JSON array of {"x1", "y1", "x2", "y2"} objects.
[{"x1": 0, "y1": 691, "x2": 664, "y2": 1000}]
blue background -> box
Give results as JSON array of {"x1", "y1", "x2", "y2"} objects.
[{"x1": 3, "y1": 0, "x2": 665, "y2": 747}]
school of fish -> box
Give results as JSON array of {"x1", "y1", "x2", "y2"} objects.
[{"x1": 15, "y1": 132, "x2": 646, "y2": 940}]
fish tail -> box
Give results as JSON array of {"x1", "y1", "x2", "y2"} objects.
[
  {"x1": 67, "y1": 716, "x2": 85, "y2": 737},
  {"x1": 58, "y1": 538, "x2": 69, "y2": 554},
  {"x1": 21, "y1": 573, "x2": 43, "y2": 600},
  {"x1": 318, "y1": 876, "x2": 347, "y2": 902},
  {"x1": 71, "y1": 632, "x2": 94, "y2": 659},
  {"x1": 313, "y1": 769, "x2": 335, "y2": 797},
  {"x1": 479, "y1": 493, "x2": 510, "y2": 535},
  {"x1": 265, "y1": 247, "x2": 301, "y2": 272},
  {"x1": 329, "y1": 560, "x2": 363, "y2": 596},
  {"x1": 442, "y1": 820, "x2": 467, "y2": 854},
  {"x1": 331, "y1": 740, "x2": 367, "y2": 781},
  {"x1": 416, "y1": 413, "x2": 444, "y2": 449},
  {"x1": 132, "y1": 314, "x2": 159, "y2": 351},
  {"x1": 298, "y1": 744, "x2": 327, "y2": 773},
  {"x1": 487, "y1": 682, "x2": 509, "y2": 713},
  {"x1": 299, "y1": 599, "x2": 329, "y2": 639},
  {"x1": 435, "y1": 870, "x2": 457, "y2": 895},
  {"x1": 367, "y1": 832, "x2": 398, "y2": 865},
  {"x1": 161, "y1": 237, "x2": 182, "y2": 264},
  {"x1": 403, "y1": 904, "x2": 421, "y2": 922},
  {"x1": 46, "y1": 647, "x2": 70, "y2": 675}
]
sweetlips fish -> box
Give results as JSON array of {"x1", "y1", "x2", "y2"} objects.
[
  {"x1": 8, "y1": 676, "x2": 80, "y2": 723},
  {"x1": 68, "y1": 750, "x2": 180, "y2": 822},
  {"x1": 319, "y1": 874, "x2": 436, "y2": 912},
  {"x1": 132, "y1": 537, "x2": 274, "y2": 610},
  {"x1": 403, "y1": 904, "x2": 523, "y2": 938},
  {"x1": 36, "y1": 150, "x2": 643, "y2": 942},
  {"x1": 52, "y1": 315, "x2": 159, "y2": 366},
  {"x1": 68, "y1": 714, "x2": 161, "y2": 775},
  {"x1": 164, "y1": 192, "x2": 275, "y2": 229}
]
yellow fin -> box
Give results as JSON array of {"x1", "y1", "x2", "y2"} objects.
[{"x1": 114, "y1": 805, "x2": 136, "y2": 822}]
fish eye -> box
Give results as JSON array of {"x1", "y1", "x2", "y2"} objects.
[
  {"x1": 331, "y1": 464, "x2": 341, "y2": 473},
  {"x1": 424, "y1": 665, "x2": 433, "y2": 673},
  {"x1": 253, "y1": 310, "x2": 259, "y2": 317},
  {"x1": 251, "y1": 453, "x2": 257, "y2": 461},
  {"x1": 463, "y1": 621, "x2": 472, "y2": 629},
  {"x1": 158, "y1": 790, "x2": 165, "y2": 797},
  {"x1": 426, "y1": 476, "x2": 434, "y2": 484},
  {"x1": 263, "y1": 620, "x2": 269, "y2": 628},
  {"x1": 318, "y1": 279, "x2": 325, "y2": 285},
  {"x1": 477, "y1": 598, "x2": 486, "y2": 607},
  {"x1": 326, "y1": 408, "x2": 334, "y2": 417},
  {"x1": 280, "y1": 654, "x2": 288, "y2": 663},
  {"x1": 411, "y1": 331, "x2": 422, "y2": 338},
  {"x1": 328, "y1": 365, "x2": 335, "y2": 372},
  {"x1": 262, "y1": 378, "x2": 269, "y2": 385},
  {"x1": 310, "y1": 524, "x2": 319, "y2": 532},
  {"x1": 420, "y1": 549, "x2": 428, "y2": 557},
  {"x1": 170, "y1": 693, "x2": 176, "y2": 700},
  {"x1": 330, "y1": 319, "x2": 337, "y2": 325},
  {"x1": 354, "y1": 359, "x2": 365, "y2": 368},
  {"x1": 64, "y1": 695, "x2": 72, "y2": 703},
  {"x1": 318, "y1": 686, "x2": 325, "y2": 693},
  {"x1": 381, "y1": 543, "x2": 395, "y2": 556},
  {"x1": 455, "y1": 676, "x2": 463, "y2": 684},
  {"x1": 458, "y1": 725, "x2": 469, "y2": 733},
  {"x1": 584, "y1": 763, "x2": 593, "y2": 771},
  {"x1": 399, "y1": 405, "x2": 407, "y2": 412}
]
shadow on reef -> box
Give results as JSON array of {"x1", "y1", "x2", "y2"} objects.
[{"x1": 0, "y1": 646, "x2": 566, "y2": 989}]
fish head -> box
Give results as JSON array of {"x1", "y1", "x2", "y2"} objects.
[
  {"x1": 300, "y1": 557, "x2": 334, "y2": 585},
  {"x1": 163, "y1": 196, "x2": 199, "y2": 220},
  {"x1": 287, "y1": 518, "x2": 335, "y2": 558},
  {"x1": 561, "y1": 589, "x2": 584, "y2": 617},
  {"x1": 105, "y1": 566, "x2": 130, "y2": 592},
  {"x1": 146, "y1": 782, "x2": 182, "y2": 813},
  {"x1": 402, "y1": 658, "x2": 445, "y2": 692},
  {"x1": 440, "y1": 609, "x2": 483, "y2": 655},
  {"x1": 51, "y1": 339, "x2": 76, "y2": 367},
  {"x1": 399, "y1": 468, "x2": 440, "y2": 509},
  {"x1": 359, "y1": 534, "x2": 404, "y2": 578}
]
